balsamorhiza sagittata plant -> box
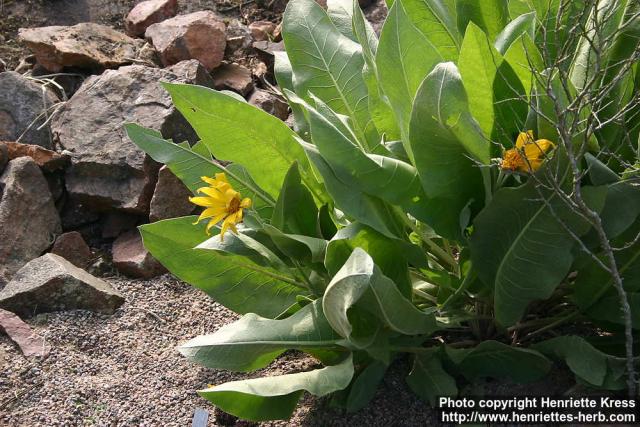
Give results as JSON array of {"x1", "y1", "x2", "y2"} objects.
[
  {"x1": 125, "y1": 0, "x2": 640, "y2": 421},
  {"x1": 189, "y1": 173, "x2": 251, "y2": 239}
]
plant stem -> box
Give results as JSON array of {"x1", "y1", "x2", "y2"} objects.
[
  {"x1": 440, "y1": 269, "x2": 477, "y2": 312},
  {"x1": 393, "y1": 207, "x2": 458, "y2": 271}
]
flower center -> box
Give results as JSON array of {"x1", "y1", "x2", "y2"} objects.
[
  {"x1": 227, "y1": 196, "x2": 241, "y2": 214},
  {"x1": 501, "y1": 149, "x2": 523, "y2": 171}
]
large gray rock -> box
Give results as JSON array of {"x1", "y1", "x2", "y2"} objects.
[
  {"x1": 0, "y1": 158, "x2": 62, "y2": 288},
  {"x1": 52, "y1": 60, "x2": 213, "y2": 214},
  {"x1": 0, "y1": 72, "x2": 59, "y2": 149},
  {"x1": 145, "y1": 11, "x2": 226, "y2": 71},
  {"x1": 18, "y1": 23, "x2": 143, "y2": 72},
  {"x1": 0, "y1": 253, "x2": 124, "y2": 317}
]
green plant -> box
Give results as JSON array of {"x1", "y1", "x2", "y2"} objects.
[{"x1": 126, "y1": 0, "x2": 640, "y2": 421}]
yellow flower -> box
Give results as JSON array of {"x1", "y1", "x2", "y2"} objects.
[
  {"x1": 189, "y1": 173, "x2": 252, "y2": 240},
  {"x1": 501, "y1": 130, "x2": 555, "y2": 173}
]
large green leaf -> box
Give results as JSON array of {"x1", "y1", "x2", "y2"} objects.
[
  {"x1": 327, "y1": 0, "x2": 356, "y2": 41},
  {"x1": 199, "y1": 355, "x2": 354, "y2": 421},
  {"x1": 163, "y1": 83, "x2": 318, "y2": 200},
  {"x1": 325, "y1": 222, "x2": 423, "y2": 298},
  {"x1": 125, "y1": 124, "x2": 275, "y2": 218},
  {"x1": 196, "y1": 228, "x2": 289, "y2": 272},
  {"x1": 323, "y1": 248, "x2": 437, "y2": 343},
  {"x1": 299, "y1": 139, "x2": 404, "y2": 238},
  {"x1": 573, "y1": 221, "x2": 640, "y2": 322},
  {"x1": 140, "y1": 217, "x2": 306, "y2": 318},
  {"x1": 456, "y1": 0, "x2": 509, "y2": 41},
  {"x1": 346, "y1": 360, "x2": 388, "y2": 412},
  {"x1": 533, "y1": 336, "x2": 629, "y2": 390},
  {"x1": 458, "y1": 22, "x2": 528, "y2": 149},
  {"x1": 273, "y1": 52, "x2": 309, "y2": 137},
  {"x1": 470, "y1": 176, "x2": 607, "y2": 326},
  {"x1": 502, "y1": 32, "x2": 543, "y2": 97},
  {"x1": 406, "y1": 349, "x2": 457, "y2": 405},
  {"x1": 283, "y1": 0, "x2": 375, "y2": 146},
  {"x1": 304, "y1": 96, "x2": 430, "y2": 221},
  {"x1": 409, "y1": 62, "x2": 486, "y2": 240},
  {"x1": 272, "y1": 162, "x2": 319, "y2": 237},
  {"x1": 351, "y1": 0, "x2": 400, "y2": 140},
  {"x1": 376, "y1": 0, "x2": 445, "y2": 159},
  {"x1": 569, "y1": 0, "x2": 629, "y2": 91},
  {"x1": 402, "y1": 0, "x2": 460, "y2": 59},
  {"x1": 494, "y1": 11, "x2": 535, "y2": 55},
  {"x1": 179, "y1": 300, "x2": 342, "y2": 372},
  {"x1": 446, "y1": 340, "x2": 551, "y2": 382}
]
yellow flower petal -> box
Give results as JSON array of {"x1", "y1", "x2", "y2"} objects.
[
  {"x1": 197, "y1": 186, "x2": 226, "y2": 200},
  {"x1": 515, "y1": 130, "x2": 535, "y2": 149},
  {"x1": 189, "y1": 196, "x2": 221, "y2": 207},
  {"x1": 240, "y1": 198, "x2": 252, "y2": 208}
]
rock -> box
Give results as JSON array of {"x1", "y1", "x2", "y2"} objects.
[
  {"x1": 2, "y1": 141, "x2": 70, "y2": 171},
  {"x1": 365, "y1": 0, "x2": 388, "y2": 34},
  {"x1": 212, "y1": 63, "x2": 254, "y2": 97},
  {"x1": 18, "y1": 23, "x2": 143, "y2": 72},
  {"x1": 249, "y1": 21, "x2": 277, "y2": 41},
  {"x1": 145, "y1": 11, "x2": 226, "y2": 71},
  {"x1": 60, "y1": 198, "x2": 100, "y2": 231},
  {"x1": 125, "y1": 0, "x2": 178, "y2": 38},
  {"x1": 0, "y1": 253, "x2": 124, "y2": 317},
  {"x1": 225, "y1": 19, "x2": 252, "y2": 60},
  {"x1": 272, "y1": 23, "x2": 283, "y2": 42},
  {"x1": 0, "y1": 309, "x2": 50, "y2": 357},
  {"x1": 252, "y1": 40, "x2": 285, "y2": 71},
  {"x1": 0, "y1": 158, "x2": 62, "y2": 288},
  {"x1": 101, "y1": 212, "x2": 141, "y2": 239},
  {"x1": 149, "y1": 166, "x2": 194, "y2": 222},
  {"x1": 0, "y1": 72, "x2": 59, "y2": 149},
  {"x1": 51, "y1": 60, "x2": 213, "y2": 214},
  {"x1": 112, "y1": 230, "x2": 166, "y2": 279},
  {"x1": 50, "y1": 232, "x2": 92, "y2": 268},
  {"x1": 248, "y1": 89, "x2": 289, "y2": 120},
  {"x1": 0, "y1": 58, "x2": 5, "y2": 72},
  {"x1": 0, "y1": 144, "x2": 7, "y2": 174}
]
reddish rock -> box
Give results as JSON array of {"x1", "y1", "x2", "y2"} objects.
[
  {"x1": 248, "y1": 89, "x2": 289, "y2": 120},
  {"x1": 2, "y1": 141, "x2": 69, "y2": 171},
  {"x1": 212, "y1": 63, "x2": 254, "y2": 97},
  {"x1": 0, "y1": 309, "x2": 50, "y2": 357},
  {"x1": 249, "y1": 20, "x2": 277, "y2": 41},
  {"x1": 112, "y1": 230, "x2": 166, "y2": 279},
  {"x1": 145, "y1": 11, "x2": 226, "y2": 71},
  {"x1": 51, "y1": 232, "x2": 92, "y2": 268},
  {"x1": 149, "y1": 166, "x2": 194, "y2": 222},
  {"x1": 18, "y1": 23, "x2": 143, "y2": 72},
  {"x1": 125, "y1": 0, "x2": 178, "y2": 38}
]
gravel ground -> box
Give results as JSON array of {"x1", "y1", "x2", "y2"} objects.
[
  {"x1": 0, "y1": 272, "x2": 578, "y2": 426},
  {"x1": 0, "y1": 273, "x2": 441, "y2": 426}
]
